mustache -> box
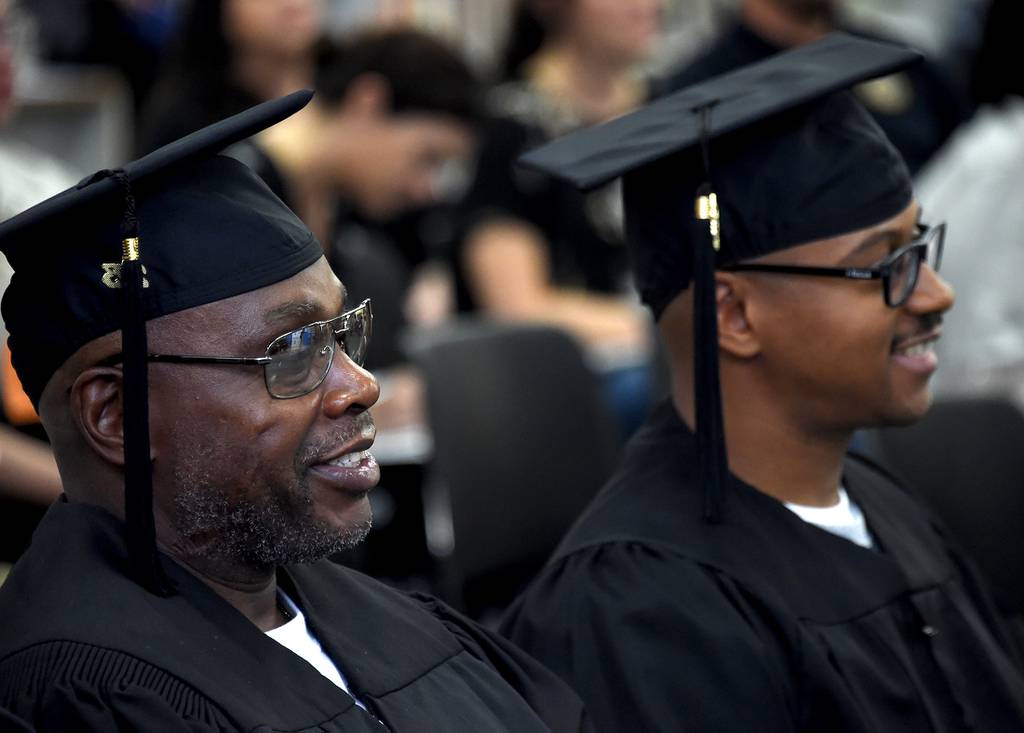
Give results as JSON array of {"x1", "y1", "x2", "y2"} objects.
[
  {"x1": 912, "y1": 312, "x2": 943, "y2": 336},
  {"x1": 894, "y1": 312, "x2": 943, "y2": 344},
  {"x1": 297, "y1": 411, "x2": 375, "y2": 466}
]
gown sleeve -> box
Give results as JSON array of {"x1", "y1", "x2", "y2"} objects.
[
  {"x1": 500, "y1": 541, "x2": 804, "y2": 733},
  {"x1": 0, "y1": 642, "x2": 233, "y2": 732},
  {"x1": 0, "y1": 704, "x2": 33, "y2": 732},
  {"x1": 411, "y1": 593, "x2": 593, "y2": 733}
]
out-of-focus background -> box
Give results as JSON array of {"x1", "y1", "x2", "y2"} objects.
[{"x1": 1, "y1": 0, "x2": 1022, "y2": 630}]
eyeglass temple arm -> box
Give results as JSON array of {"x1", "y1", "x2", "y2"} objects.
[
  {"x1": 724, "y1": 264, "x2": 883, "y2": 280},
  {"x1": 146, "y1": 354, "x2": 272, "y2": 366}
]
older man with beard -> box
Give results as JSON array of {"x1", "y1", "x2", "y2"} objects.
[{"x1": 0, "y1": 92, "x2": 589, "y2": 732}]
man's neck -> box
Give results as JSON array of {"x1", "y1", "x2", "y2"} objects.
[
  {"x1": 232, "y1": 51, "x2": 313, "y2": 104},
  {"x1": 740, "y1": 0, "x2": 833, "y2": 48},
  {"x1": 672, "y1": 384, "x2": 850, "y2": 507},
  {"x1": 725, "y1": 410, "x2": 849, "y2": 507},
  {"x1": 527, "y1": 43, "x2": 644, "y2": 125},
  {"x1": 165, "y1": 542, "x2": 289, "y2": 631},
  {"x1": 258, "y1": 107, "x2": 344, "y2": 246}
]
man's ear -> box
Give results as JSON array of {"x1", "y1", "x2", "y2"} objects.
[
  {"x1": 716, "y1": 272, "x2": 761, "y2": 359},
  {"x1": 340, "y1": 73, "x2": 391, "y2": 117},
  {"x1": 70, "y1": 367, "x2": 126, "y2": 467}
]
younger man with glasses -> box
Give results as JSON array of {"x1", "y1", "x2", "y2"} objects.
[
  {"x1": 501, "y1": 35, "x2": 1024, "y2": 731},
  {"x1": 0, "y1": 93, "x2": 588, "y2": 731}
]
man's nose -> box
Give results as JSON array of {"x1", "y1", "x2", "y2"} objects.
[
  {"x1": 320, "y1": 352, "x2": 380, "y2": 418},
  {"x1": 905, "y1": 263, "x2": 955, "y2": 316}
]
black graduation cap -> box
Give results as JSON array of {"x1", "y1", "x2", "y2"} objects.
[
  {"x1": 520, "y1": 33, "x2": 922, "y2": 521},
  {"x1": 0, "y1": 89, "x2": 322, "y2": 593}
]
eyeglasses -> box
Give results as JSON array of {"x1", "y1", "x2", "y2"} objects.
[
  {"x1": 722, "y1": 222, "x2": 946, "y2": 307},
  {"x1": 144, "y1": 299, "x2": 373, "y2": 399}
]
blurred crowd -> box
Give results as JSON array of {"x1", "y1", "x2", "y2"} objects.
[{"x1": 1, "y1": 0, "x2": 1023, "y2": 601}]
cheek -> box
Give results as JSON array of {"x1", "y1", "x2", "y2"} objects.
[
  {"x1": 152, "y1": 372, "x2": 312, "y2": 489},
  {"x1": 762, "y1": 291, "x2": 895, "y2": 392}
]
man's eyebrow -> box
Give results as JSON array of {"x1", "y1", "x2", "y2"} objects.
[
  {"x1": 263, "y1": 285, "x2": 348, "y2": 325},
  {"x1": 264, "y1": 300, "x2": 319, "y2": 325},
  {"x1": 840, "y1": 228, "x2": 904, "y2": 262}
]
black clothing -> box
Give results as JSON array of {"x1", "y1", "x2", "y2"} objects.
[
  {"x1": 502, "y1": 401, "x2": 1024, "y2": 732},
  {"x1": 970, "y1": 0, "x2": 1024, "y2": 106},
  {"x1": 453, "y1": 83, "x2": 631, "y2": 313},
  {"x1": 0, "y1": 501, "x2": 590, "y2": 731},
  {"x1": 667, "y1": 22, "x2": 968, "y2": 174},
  {"x1": 137, "y1": 80, "x2": 262, "y2": 155}
]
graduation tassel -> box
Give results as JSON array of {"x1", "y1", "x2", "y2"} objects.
[
  {"x1": 693, "y1": 105, "x2": 728, "y2": 523},
  {"x1": 110, "y1": 170, "x2": 175, "y2": 596}
]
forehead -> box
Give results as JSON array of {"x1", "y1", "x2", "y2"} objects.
[
  {"x1": 257, "y1": 258, "x2": 345, "y2": 319},
  {"x1": 161, "y1": 258, "x2": 343, "y2": 338},
  {"x1": 757, "y1": 199, "x2": 920, "y2": 265}
]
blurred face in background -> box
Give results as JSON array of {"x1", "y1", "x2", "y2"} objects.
[
  {"x1": 223, "y1": 0, "x2": 323, "y2": 59},
  {"x1": 341, "y1": 112, "x2": 476, "y2": 220},
  {"x1": 562, "y1": 0, "x2": 662, "y2": 66}
]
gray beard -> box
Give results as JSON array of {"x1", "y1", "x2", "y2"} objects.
[{"x1": 171, "y1": 465, "x2": 372, "y2": 568}]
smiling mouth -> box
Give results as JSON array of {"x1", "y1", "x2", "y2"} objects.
[
  {"x1": 323, "y1": 449, "x2": 372, "y2": 468},
  {"x1": 892, "y1": 338, "x2": 936, "y2": 357},
  {"x1": 891, "y1": 329, "x2": 941, "y2": 356}
]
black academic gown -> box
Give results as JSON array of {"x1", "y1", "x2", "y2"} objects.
[
  {"x1": 0, "y1": 501, "x2": 590, "y2": 732},
  {"x1": 501, "y1": 401, "x2": 1024, "y2": 732}
]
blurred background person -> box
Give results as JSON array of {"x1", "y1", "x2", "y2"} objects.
[
  {"x1": 666, "y1": 0, "x2": 970, "y2": 174},
  {"x1": 0, "y1": 0, "x2": 68, "y2": 570},
  {"x1": 137, "y1": 0, "x2": 322, "y2": 152},
  {"x1": 452, "y1": 0, "x2": 663, "y2": 438},
  {"x1": 249, "y1": 28, "x2": 480, "y2": 409}
]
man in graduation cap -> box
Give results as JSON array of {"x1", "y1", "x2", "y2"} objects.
[
  {"x1": 500, "y1": 34, "x2": 1024, "y2": 732},
  {"x1": 0, "y1": 91, "x2": 590, "y2": 731}
]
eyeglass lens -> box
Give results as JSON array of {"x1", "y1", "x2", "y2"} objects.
[
  {"x1": 887, "y1": 226, "x2": 943, "y2": 306},
  {"x1": 264, "y1": 304, "x2": 372, "y2": 398}
]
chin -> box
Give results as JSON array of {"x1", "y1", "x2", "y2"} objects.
[
  {"x1": 320, "y1": 495, "x2": 373, "y2": 535},
  {"x1": 878, "y1": 390, "x2": 935, "y2": 427}
]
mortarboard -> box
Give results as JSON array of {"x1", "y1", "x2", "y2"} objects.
[
  {"x1": 0, "y1": 90, "x2": 322, "y2": 593},
  {"x1": 519, "y1": 33, "x2": 922, "y2": 521}
]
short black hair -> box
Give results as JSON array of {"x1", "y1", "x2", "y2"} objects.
[{"x1": 315, "y1": 29, "x2": 483, "y2": 124}]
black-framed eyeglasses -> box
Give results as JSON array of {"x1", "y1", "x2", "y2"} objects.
[
  {"x1": 722, "y1": 222, "x2": 946, "y2": 307},
  {"x1": 142, "y1": 299, "x2": 372, "y2": 399}
]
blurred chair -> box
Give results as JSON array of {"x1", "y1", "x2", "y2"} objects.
[
  {"x1": 5, "y1": 65, "x2": 131, "y2": 172},
  {"x1": 869, "y1": 397, "x2": 1024, "y2": 627},
  {"x1": 407, "y1": 319, "x2": 621, "y2": 619}
]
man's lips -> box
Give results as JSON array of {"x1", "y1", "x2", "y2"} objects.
[
  {"x1": 308, "y1": 435, "x2": 381, "y2": 492},
  {"x1": 316, "y1": 434, "x2": 375, "y2": 465},
  {"x1": 891, "y1": 327, "x2": 942, "y2": 354},
  {"x1": 891, "y1": 327, "x2": 942, "y2": 375}
]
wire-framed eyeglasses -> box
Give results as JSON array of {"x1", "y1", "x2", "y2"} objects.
[
  {"x1": 143, "y1": 299, "x2": 373, "y2": 399},
  {"x1": 722, "y1": 222, "x2": 946, "y2": 307}
]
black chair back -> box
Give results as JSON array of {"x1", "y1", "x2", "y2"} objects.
[
  {"x1": 408, "y1": 319, "x2": 621, "y2": 615},
  {"x1": 872, "y1": 396, "x2": 1024, "y2": 616}
]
